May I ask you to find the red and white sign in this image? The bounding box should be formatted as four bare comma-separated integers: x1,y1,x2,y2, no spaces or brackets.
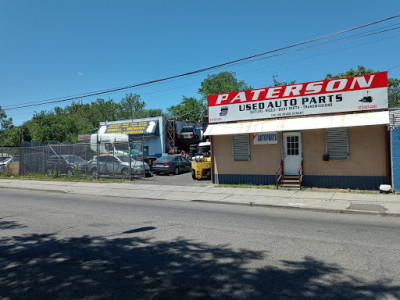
208,72,388,123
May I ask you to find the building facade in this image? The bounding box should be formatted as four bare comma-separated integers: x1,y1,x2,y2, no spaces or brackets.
205,72,390,190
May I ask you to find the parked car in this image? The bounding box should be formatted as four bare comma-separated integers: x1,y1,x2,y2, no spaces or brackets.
132,154,158,171
152,155,191,175
88,154,151,178
46,155,88,176
0,156,19,173
181,126,197,139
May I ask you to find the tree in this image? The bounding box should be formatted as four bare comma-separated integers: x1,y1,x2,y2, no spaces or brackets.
30,111,78,144
0,127,19,146
324,65,375,79
0,106,13,132
168,72,251,122
3,93,167,145
388,78,400,108
0,106,15,146
116,93,146,120
168,97,206,122
325,65,400,107
272,75,296,87
198,71,251,101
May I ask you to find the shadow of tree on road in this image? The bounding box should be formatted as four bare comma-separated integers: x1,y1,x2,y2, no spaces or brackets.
0,230,399,299
0,218,26,230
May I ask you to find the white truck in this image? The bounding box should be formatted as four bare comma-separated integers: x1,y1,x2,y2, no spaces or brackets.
89,133,133,156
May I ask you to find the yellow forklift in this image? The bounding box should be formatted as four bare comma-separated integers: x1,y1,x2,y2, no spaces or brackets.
191,141,211,180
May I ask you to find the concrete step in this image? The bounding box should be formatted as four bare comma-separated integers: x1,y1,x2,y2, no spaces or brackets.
278,175,302,190
281,184,301,188
283,176,299,180
282,179,300,184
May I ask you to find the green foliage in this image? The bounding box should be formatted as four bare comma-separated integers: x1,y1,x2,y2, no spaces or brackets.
116,94,146,119
0,93,165,145
31,111,79,144
0,106,13,132
324,66,376,79
198,71,251,101
325,65,400,107
169,72,251,122
388,78,400,108
0,127,20,146
168,97,206,122
0,106,16,146
116,94,164,119
271,66,400,107
272,75,296,87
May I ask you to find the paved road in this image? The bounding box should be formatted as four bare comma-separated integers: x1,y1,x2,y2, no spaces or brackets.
139,171,212,186
1,189,400,299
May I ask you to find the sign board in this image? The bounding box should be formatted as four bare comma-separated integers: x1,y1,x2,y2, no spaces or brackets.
105,120,158,135
208,72,388,123
253,132,278,145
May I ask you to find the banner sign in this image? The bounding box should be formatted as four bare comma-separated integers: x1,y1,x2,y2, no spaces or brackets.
253,132,278,145
105,120,158,135
208,72,388,123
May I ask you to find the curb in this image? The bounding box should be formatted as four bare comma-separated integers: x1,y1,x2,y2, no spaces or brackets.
2,184,400,218
190,199,400,217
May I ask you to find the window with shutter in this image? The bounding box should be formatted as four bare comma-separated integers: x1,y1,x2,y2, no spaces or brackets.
325,128,349,160
232,134,250,161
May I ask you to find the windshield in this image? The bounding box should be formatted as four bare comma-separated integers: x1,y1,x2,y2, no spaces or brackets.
182,127,194,132
114,144,129,152
117,155,130,163
157,156,174,162
62,155,85,163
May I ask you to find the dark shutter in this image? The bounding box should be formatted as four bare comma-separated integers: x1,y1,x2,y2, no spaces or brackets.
325,128,349,160
233,134,250,161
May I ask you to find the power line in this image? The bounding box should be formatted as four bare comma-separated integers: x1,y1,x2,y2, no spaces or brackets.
215,25,400,70
3,14,400,111
139,31,400,99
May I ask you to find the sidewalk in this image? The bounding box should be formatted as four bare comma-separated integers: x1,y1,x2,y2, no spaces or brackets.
1,179,400,216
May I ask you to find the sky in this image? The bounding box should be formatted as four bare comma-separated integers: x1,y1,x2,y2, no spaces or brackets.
1,0,400,126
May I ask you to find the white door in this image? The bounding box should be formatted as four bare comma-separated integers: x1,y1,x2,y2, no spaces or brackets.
283,132,302,176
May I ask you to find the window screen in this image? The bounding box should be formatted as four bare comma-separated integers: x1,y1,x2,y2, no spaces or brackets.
325,128,349,160
233,134,250,161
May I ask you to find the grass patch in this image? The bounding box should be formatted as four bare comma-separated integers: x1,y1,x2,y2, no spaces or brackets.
0,173,126,183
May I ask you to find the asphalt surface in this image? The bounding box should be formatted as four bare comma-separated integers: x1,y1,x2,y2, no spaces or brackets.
139,170,212,186
1,189,400,299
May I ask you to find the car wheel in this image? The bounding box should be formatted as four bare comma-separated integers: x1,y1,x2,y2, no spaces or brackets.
91,168,98,178
121,168,130,178
155,172,160,175
206,170,211,180
192,169,196,180
174,167,179,175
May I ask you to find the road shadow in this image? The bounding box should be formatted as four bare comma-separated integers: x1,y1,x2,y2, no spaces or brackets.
0,231,399,299
0,218,26,230
122,226,156,234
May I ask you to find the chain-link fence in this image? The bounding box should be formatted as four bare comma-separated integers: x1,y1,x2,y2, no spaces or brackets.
0,138,148,179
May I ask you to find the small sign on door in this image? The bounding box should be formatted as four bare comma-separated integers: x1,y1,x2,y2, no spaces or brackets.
253,132,278,145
